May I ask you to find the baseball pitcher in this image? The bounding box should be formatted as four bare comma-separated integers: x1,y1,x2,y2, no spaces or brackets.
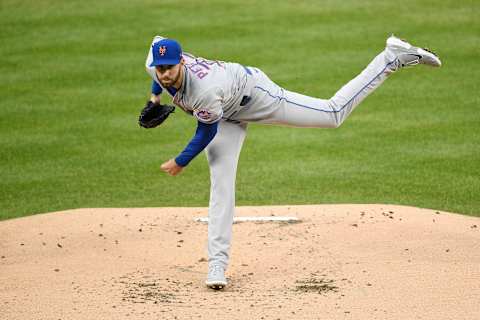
138,35,441,290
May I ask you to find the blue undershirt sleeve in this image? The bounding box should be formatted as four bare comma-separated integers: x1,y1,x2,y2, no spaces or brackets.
151,80,163,95
175,121,219,167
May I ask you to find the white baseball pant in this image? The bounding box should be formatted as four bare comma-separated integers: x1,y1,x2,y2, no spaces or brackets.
205,50,398,269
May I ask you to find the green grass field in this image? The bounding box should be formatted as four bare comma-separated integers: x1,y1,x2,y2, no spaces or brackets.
1,0,479,220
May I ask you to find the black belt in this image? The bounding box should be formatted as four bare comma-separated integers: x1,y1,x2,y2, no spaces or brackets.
240,95,251,106
240,65,253,106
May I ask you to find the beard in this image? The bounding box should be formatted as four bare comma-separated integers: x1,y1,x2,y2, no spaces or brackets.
160,67,182,88
160,79,173,86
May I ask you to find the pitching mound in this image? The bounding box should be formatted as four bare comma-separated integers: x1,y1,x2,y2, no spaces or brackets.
1,205,479,319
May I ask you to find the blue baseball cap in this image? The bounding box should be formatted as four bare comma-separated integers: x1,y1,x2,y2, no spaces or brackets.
150,39,182,67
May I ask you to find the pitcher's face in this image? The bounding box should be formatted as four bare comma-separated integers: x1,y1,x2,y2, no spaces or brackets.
155,61,183,88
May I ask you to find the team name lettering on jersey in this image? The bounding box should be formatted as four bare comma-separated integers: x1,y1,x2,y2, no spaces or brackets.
187,63,208,79
186,58,225,80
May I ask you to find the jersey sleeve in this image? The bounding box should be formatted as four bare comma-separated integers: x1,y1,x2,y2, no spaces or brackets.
175,121,219,167
192,87,224,124
151,80,163,95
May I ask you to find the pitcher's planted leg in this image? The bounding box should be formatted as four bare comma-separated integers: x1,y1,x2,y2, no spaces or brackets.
205,120,247,288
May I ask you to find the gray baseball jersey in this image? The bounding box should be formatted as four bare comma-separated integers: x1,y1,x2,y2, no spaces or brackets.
146,36,255,124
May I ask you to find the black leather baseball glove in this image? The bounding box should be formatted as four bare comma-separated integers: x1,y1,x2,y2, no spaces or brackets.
138,100,175,128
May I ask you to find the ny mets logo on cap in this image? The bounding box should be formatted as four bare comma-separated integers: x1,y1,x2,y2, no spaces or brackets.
150,38,183,67
159,46,166,56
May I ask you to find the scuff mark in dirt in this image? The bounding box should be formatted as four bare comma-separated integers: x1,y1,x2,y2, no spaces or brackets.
293,276,339,295
115,271,194,304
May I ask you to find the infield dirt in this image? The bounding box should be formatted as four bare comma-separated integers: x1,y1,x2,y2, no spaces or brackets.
1,205,479,319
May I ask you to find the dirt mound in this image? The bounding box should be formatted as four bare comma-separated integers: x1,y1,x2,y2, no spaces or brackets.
1,205,479,319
